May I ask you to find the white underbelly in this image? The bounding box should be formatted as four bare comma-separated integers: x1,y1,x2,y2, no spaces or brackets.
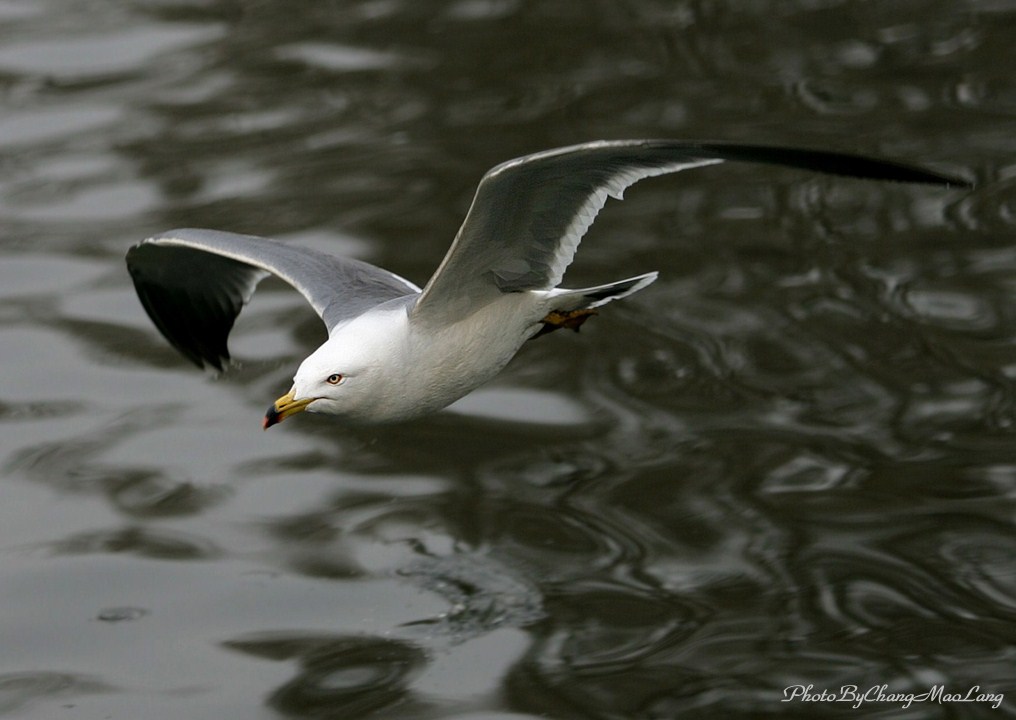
392,293,541,419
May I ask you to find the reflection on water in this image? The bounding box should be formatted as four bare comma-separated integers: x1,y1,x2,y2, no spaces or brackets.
2,0,1016,718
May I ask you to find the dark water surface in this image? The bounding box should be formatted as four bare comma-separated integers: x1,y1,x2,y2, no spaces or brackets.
3,1,1016,718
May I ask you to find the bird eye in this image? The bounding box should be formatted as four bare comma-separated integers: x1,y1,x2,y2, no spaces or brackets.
326,373,343,385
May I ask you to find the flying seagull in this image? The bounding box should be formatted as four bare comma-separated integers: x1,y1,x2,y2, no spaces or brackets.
126,139,967,427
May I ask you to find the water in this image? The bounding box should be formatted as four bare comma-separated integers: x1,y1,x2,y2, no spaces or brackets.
2,1,1015,718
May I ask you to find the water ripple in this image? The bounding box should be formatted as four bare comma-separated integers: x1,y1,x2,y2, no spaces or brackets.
51,525,221,561
225,633,427,720
0,671,112,715
0,24,224,80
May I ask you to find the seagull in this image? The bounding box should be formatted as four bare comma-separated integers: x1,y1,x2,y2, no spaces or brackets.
126,140,966,428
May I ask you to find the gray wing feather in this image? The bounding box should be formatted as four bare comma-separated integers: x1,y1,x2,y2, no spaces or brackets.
126,228,418,370
413,139,967,325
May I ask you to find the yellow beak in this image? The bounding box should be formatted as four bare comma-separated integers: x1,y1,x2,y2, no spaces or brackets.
263,388,314,429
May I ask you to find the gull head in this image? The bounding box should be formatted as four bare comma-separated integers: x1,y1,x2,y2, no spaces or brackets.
262,308,409,428
262,340,376,428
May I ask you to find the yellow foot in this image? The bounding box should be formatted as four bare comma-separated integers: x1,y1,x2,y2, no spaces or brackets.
533,308,598,338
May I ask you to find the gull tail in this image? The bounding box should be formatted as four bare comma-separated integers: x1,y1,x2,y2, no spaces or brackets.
533,272,658,338
551,271,659,311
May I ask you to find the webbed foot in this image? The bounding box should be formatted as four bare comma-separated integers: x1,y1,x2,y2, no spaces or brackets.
533,308,598,338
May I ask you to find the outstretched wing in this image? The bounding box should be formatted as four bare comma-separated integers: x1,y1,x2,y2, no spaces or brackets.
413,139,968,325
126,228,419,370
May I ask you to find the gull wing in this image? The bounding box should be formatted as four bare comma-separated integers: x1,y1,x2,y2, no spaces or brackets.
412,139,968,325
126,228,419,370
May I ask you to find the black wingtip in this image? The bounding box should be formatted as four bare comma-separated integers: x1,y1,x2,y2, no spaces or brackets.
126,241,248,371
687,142,973,189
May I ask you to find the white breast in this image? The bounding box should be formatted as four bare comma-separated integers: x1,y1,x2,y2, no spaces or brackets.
315,293,543,423
408,294,539,407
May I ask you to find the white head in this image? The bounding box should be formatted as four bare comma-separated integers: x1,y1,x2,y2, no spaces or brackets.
262,309,408,427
